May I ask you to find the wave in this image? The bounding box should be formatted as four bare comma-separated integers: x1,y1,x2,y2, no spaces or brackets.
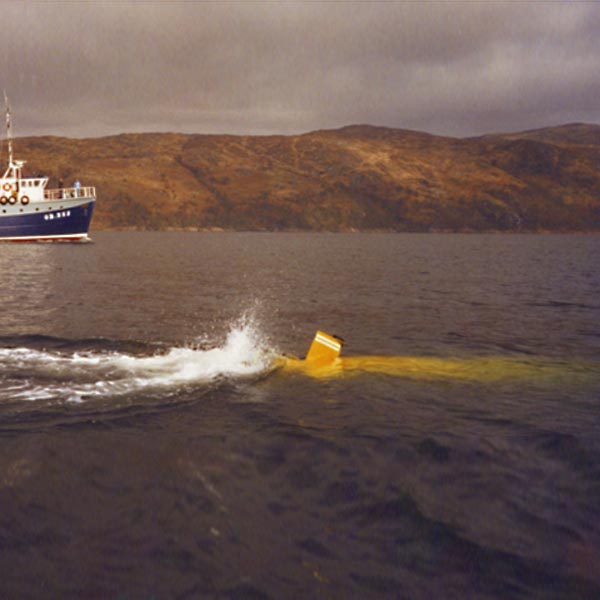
0,317,277,404
2,317,597,406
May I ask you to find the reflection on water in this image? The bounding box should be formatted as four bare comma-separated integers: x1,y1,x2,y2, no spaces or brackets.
0,244,60,330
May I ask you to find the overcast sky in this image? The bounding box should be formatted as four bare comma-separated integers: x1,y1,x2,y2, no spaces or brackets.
1,1,599,139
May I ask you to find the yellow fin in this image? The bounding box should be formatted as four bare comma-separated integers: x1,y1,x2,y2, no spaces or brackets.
305,331,343,367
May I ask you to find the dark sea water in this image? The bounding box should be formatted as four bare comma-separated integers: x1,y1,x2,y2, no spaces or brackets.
1,232,599,599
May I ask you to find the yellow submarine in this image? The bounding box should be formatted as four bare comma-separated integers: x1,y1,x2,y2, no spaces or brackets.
278,330,596,383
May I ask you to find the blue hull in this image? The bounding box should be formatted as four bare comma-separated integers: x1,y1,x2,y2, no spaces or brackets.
0,202,95,241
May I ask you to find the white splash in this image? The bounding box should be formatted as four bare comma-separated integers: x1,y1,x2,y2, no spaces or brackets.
0,318,277,403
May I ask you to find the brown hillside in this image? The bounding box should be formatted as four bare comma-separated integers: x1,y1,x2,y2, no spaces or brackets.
10,124,600,232
481,123,600,147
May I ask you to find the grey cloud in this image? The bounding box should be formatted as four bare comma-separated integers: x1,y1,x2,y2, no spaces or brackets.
0,2,598,138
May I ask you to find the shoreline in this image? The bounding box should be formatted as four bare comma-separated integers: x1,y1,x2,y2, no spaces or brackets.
90,226,600,234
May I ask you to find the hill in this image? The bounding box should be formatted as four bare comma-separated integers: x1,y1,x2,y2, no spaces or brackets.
11,123,600,232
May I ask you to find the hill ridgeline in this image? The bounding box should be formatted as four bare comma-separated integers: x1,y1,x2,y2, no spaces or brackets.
14,123,600,232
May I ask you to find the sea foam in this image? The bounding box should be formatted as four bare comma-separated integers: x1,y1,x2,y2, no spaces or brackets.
0,317,276,403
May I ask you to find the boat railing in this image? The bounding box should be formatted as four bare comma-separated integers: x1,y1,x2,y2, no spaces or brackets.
44,186,96,201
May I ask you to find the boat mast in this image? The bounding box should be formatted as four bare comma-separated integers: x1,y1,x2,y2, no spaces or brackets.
4,91,13,167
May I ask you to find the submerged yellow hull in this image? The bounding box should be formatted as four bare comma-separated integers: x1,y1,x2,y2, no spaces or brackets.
281,354,578,381
277,331,596,382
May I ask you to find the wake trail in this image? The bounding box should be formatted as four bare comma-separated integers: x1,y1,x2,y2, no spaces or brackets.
0,318,278,404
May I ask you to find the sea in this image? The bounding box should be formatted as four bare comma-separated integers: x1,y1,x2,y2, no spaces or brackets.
0,231,599,600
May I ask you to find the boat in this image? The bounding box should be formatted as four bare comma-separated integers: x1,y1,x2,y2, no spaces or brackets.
0,94,96,242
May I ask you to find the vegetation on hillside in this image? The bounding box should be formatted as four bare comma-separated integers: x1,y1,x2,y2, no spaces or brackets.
13,123,600,232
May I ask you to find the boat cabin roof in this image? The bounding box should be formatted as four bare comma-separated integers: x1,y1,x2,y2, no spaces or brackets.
1,160,48,188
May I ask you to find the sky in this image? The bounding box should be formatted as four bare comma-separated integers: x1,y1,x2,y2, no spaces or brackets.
1,1,599,139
